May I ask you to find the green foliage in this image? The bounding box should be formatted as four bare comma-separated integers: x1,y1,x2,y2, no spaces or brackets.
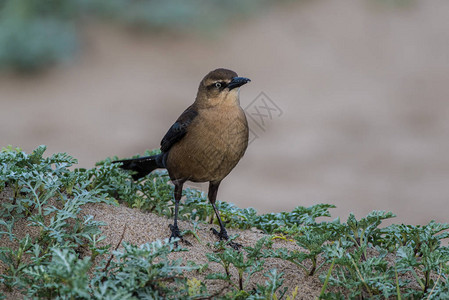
265,223,337,276
84,0,265,31
1,145,449,299
0,0,79,71
378,221,449,254
0,0,415,71
253,204,336,234
0,234,33,291
0,0,270,71
23,247,92,299
206,237,269,297
319,213,449,299
247,269,290,300
0,146,206,299
323,243,398,299
91,240,203,299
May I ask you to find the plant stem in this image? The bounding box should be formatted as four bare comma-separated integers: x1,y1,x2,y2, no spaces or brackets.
395,266,401,300
409,268,425,290
350,257,373,298
318,258,335,299
426,264,442,300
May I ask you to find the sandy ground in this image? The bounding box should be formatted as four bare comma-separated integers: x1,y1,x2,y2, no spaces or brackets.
83,202,326,298
4,187,424,299
1,0,449,225
0,187,326,299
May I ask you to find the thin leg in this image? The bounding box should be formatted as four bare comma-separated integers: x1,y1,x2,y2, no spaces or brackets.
173,182,182,229
208,181,225,236
208,181,241,250
210,201,228,239
169,181,191,246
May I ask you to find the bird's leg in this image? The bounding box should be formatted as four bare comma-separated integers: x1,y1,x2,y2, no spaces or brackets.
210,201,229,240
208,181,241,250
169,181,191,247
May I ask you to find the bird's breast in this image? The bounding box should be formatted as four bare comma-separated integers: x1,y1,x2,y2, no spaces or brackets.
167,105,248,182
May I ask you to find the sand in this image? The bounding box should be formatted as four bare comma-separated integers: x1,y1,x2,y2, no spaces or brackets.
0,187,325,299
1,0,449,226
0,186,430,299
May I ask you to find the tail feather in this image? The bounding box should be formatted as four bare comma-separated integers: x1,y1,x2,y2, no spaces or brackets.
114,154,164,180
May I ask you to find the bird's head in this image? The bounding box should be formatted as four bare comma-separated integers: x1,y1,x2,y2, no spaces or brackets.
195,68,251,108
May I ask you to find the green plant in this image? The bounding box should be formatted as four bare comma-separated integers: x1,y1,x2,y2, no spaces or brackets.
92,239,203,299
0,0,79,71
0,234,32,291
0,146,208,298
345,211,396,259
319,213,449,299
0,0,273,72
206,237,269,296
247,269,290,300
23,247,92,299
2,145,449,299
265,224,334,276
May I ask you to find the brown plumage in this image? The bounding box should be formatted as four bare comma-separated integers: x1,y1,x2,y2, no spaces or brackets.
114,68,250,246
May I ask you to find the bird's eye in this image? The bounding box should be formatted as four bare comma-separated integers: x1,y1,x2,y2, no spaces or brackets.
214,82,222,89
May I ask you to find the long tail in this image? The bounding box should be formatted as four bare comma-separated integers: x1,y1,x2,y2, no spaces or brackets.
113,154,165,180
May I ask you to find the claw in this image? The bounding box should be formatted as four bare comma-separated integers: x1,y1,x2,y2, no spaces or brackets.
210,228,242,250
169,224,192,247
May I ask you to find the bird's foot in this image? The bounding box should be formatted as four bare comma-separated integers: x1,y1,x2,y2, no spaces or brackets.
169,224,192,247
210,228,242,250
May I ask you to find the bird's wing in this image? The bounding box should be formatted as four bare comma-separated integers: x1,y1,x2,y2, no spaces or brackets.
160,105,198,152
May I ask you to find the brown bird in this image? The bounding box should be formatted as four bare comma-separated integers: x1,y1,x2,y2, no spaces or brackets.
115,68,250,245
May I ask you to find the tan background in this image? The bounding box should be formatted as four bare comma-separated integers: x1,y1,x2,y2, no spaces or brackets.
1,0,448,225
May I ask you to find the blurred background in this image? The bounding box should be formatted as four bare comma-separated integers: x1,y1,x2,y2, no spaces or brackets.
1,0,448,225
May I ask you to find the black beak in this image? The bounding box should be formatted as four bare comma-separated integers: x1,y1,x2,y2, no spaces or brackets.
228,77,251,90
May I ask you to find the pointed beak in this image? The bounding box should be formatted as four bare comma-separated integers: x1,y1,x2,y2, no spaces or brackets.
228,77,251,90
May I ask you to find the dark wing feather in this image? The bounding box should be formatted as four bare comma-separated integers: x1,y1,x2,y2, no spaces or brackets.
160,105,198,152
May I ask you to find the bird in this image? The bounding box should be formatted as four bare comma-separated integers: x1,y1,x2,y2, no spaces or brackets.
114,68,250,247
